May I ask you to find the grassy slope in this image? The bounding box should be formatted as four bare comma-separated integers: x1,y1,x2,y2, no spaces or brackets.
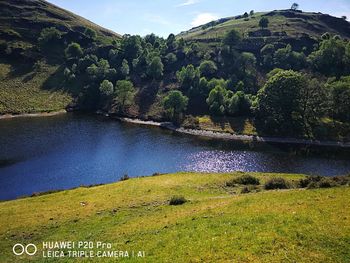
0,172,349,262
0,62,71,114
179,11,350,41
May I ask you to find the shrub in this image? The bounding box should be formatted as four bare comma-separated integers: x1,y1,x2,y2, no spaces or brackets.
120,174,130,181
182,115,200,129
227,174,260,186
169,196,187,206
240,185,259,194
299,176,322,188
264,177,290,190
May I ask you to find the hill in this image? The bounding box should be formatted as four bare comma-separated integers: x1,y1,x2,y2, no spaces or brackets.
0,0,121,115
179,10,350,41
0,172,349,262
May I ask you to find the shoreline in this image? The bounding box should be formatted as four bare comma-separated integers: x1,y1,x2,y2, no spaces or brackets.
116,117,350,148
1,111,348,148
0,110,67,120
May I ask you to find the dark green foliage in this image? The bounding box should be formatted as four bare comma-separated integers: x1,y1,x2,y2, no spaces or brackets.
291,3,299,10
222,30,241,51
264,178,290,190
122,35,142,60
257,70,305,135
274,45,306,70
227,174,260,186
38,27,62,46
206,86,227,115
176,65,200,93
147,56,164,79
99,80,114,96
65,42,83,59
163,90,189,120
300,175,350,189
115,80,135,112
199,60,217,78
120,59,130,78
259,17,269,29
169,196,187,206
84,28,97,40
328,77,350,121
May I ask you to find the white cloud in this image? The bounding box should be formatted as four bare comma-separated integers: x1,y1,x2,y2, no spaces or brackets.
191,13,219,27
177,0,199,7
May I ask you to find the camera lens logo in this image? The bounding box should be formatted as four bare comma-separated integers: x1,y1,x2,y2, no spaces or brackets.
13,243,37,256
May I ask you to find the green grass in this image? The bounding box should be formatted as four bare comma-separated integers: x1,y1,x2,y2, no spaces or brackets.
0,172,349,262
0,62,72,114
179,10,350,41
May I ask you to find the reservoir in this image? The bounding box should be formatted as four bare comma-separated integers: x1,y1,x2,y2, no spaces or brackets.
0,113,349,200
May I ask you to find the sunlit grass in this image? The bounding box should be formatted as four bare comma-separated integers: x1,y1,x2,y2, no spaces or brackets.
0,172,349,262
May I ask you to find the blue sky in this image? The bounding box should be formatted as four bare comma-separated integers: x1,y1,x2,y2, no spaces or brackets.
48,0,350,37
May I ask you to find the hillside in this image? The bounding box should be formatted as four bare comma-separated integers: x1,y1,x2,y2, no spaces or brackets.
0,172,349,262
0,0,121,115
179,10,350,41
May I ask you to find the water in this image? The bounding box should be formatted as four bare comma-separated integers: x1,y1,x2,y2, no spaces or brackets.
0,113,349,200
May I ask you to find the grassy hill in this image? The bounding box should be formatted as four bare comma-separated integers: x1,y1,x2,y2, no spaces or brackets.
178,10,350,41
0,0,121,115
0,172,349,262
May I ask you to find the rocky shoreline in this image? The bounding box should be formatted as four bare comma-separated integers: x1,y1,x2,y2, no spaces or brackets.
115,116,350,148
0,110,67,120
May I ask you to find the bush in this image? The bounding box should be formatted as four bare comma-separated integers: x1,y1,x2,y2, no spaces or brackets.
299,176,323,188
182,115,200,129
227,174,260,186
300,175,350,189
120,174,130,181
240,185,259,194
169,196,187,206
264,177,290,190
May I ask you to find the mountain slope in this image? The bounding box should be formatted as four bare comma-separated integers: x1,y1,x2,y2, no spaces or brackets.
0,0,121,115
178,10,350,41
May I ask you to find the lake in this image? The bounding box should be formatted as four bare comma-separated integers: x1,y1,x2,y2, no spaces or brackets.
0,113,349,200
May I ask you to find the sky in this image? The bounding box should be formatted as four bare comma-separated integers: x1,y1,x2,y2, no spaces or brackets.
47,0,350,37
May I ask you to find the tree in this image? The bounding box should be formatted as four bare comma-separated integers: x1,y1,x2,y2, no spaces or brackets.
120,59,130,78
259,17,269,29
291,3,299,10
342,16,347,20
308,37,349,76
222,30,241,52
176,64,200,93
206,85,228,115
227,91,252,116
84,28,97,40
328,77,350,121
274,44,306,70
199,60,218,78
65,42,83,59
257,70,305,135
147,56,164,79
115,80,135,112
99,80,114,96
38,27,62,46
122,35,142,60
250,10,255,16
163,90,189,120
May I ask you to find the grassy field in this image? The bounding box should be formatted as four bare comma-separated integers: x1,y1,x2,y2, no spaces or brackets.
0,172,349,262
0,62,72,114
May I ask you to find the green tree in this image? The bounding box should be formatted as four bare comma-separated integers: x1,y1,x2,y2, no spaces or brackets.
199,60,218,78
121,59,130,78
115,80,135,112
257,70,305,135
291,3,299,10
222,30,241,52
84,28,97,40
122,35,142,60
65,42,83,59
206,85,228,115
163,90,189,120
259,17,269,29
227,91,252,116
38,27,62,46
99,80,114,96
176,64,200,92
147,56,164,79
328,77,350,121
